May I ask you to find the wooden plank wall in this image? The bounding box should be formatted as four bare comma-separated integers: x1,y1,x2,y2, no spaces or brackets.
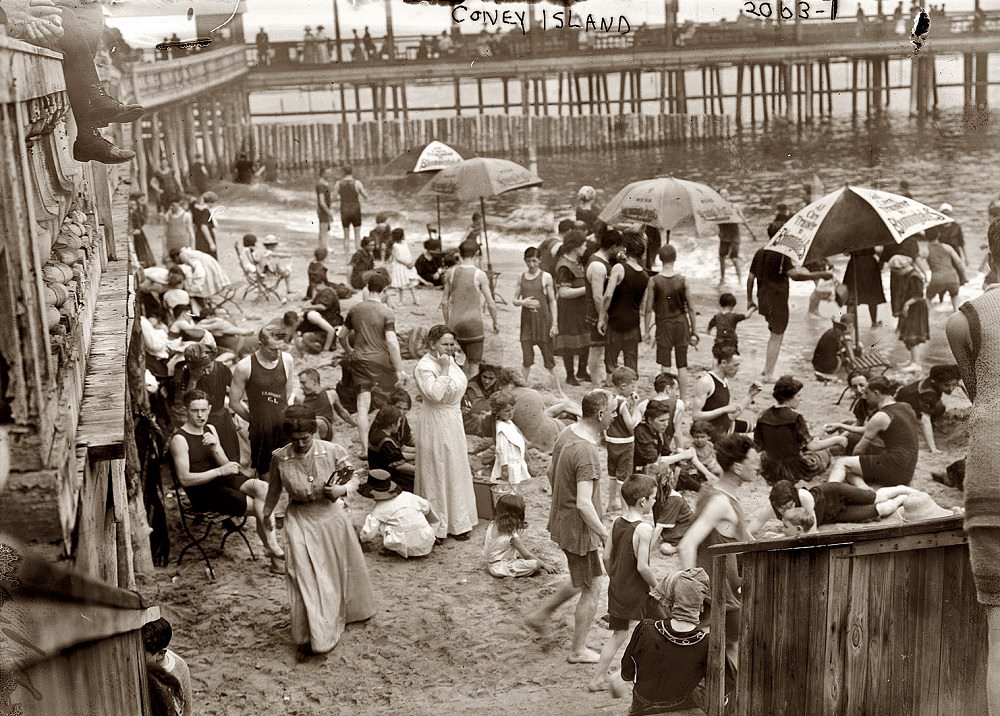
733,541,988,715
252,113,732,171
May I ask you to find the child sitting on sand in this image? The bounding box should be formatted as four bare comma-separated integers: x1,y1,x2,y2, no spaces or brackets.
389,387,416,456
306,247,331,300
359,470,437,558
367,405,416,493
490,391,531,493
349,237,376,290
675,420,723,491
483,494,557,578
653,458,700,556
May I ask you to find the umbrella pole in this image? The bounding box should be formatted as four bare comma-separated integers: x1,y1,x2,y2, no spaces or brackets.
480,196,493,270
851,252,861,350
437,196,442,238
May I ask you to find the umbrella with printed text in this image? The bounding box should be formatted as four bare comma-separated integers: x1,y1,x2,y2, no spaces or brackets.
763,185,953,344
598,176,750,240
382,141,477,237
418,157,543,281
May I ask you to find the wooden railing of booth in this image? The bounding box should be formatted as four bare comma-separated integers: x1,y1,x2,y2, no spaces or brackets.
705,516,987,715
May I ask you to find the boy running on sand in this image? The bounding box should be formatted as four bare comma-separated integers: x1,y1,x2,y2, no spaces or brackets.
589,474,660,692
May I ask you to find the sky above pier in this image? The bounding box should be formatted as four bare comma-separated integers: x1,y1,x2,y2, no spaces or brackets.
109,0,1000,47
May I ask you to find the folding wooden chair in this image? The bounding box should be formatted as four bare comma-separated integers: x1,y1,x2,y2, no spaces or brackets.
199,282,246,317
167,457,256,581
234,240,283,303
835,342,892,405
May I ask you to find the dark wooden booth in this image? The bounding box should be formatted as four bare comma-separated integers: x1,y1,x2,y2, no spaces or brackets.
706,516,987,715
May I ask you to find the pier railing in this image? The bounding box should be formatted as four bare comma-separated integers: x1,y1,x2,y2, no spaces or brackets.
129,45,248,109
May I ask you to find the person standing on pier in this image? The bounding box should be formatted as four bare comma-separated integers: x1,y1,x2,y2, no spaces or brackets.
947,217,1000,715
334,165,368,255
255,27,270,66
315,168,333,251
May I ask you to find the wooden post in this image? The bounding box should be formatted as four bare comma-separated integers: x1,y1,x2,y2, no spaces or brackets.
477,78,485,114
453,77,461,116
795,64,803,122
182,103,198,170
133,119,148,197
400,82,409,121
760,64,769,122
602,73,612,115
541,76,549,116
675,70,686,114
503,78,510,113
149,110,162,164
354,84,363,121
784,63,793,121
825,60,834,115
930,55,939,109
618,71,627,114
556,73,564,116
701,66,709,114
521,75,530,116
963,54,974,110
574,72,584,115
749,63,756,124
872,57,883,114
659,70,667,115
851,59,859,117
735,63,744,125
976,52,989,109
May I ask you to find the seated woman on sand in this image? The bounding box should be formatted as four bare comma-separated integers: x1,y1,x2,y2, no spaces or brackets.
821,371,885,455
461,363,500,436
753,376,848,485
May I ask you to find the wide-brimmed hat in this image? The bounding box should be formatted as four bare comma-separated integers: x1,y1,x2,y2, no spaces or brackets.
577,185,596,202
359,469,402,501
262,234,279,245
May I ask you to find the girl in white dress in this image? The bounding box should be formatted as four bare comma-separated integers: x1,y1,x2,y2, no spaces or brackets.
482,494,557,578
388,227,420,306
489,391,531,493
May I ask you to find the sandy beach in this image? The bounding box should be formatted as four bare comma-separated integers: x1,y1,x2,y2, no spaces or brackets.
138,178,970,716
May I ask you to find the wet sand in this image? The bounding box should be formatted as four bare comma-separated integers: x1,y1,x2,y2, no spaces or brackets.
139,180,968,715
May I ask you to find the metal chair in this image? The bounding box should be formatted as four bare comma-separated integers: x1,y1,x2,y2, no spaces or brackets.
167,457,256,581
234,241,283,303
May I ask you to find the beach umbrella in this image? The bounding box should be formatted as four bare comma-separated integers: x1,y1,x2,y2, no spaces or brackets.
598,176,749,239
418,157,543,275
763,185,953,344
382,140,477,236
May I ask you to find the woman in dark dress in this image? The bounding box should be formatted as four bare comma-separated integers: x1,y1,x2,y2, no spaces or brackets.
843,248,885,325
553,231,591,385
129,193,155,268
188,192,218,257
172,344,239,461
753,376,847,485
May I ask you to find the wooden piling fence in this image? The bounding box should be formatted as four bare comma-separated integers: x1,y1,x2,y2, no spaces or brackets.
251,113,732,172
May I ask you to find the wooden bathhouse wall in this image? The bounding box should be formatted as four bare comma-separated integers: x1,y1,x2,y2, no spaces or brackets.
715,522,988,716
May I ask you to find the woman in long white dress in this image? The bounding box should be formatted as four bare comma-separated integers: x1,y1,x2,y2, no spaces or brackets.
263,405,375,660
414,325,478,540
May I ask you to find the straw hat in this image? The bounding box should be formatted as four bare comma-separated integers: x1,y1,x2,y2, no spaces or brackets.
359,470,402,501
577,185,596,202
262,234,279,246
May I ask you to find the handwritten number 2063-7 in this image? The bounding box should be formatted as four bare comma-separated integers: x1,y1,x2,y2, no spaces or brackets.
744,1,811,19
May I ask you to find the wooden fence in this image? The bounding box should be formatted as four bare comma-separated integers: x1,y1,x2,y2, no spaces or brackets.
705,515,987,715
251,113,732,171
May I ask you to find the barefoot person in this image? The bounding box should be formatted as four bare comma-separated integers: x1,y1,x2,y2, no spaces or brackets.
746,247,832,382
827,377,920,489
339,271,408,451
442,241,499,378
170,389,284,571
586,229,624,386
946,218,1000,714
526,389,615,664
678,434,758,667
